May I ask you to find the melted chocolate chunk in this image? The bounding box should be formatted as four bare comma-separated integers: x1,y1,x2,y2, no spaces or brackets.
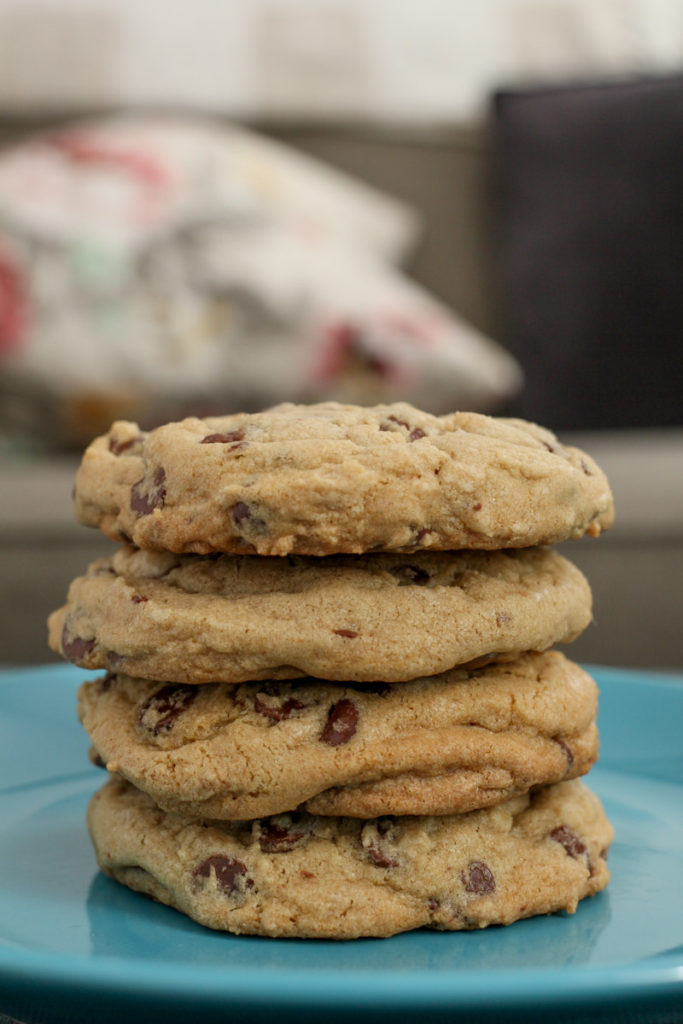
320,698,358,746
360,819,399,868
231,501,251,525
409,427,426,441
201,430,245,444
380,415,410,431
62,626,96,661
136,684,197,736
130,467,166,516
366,846,398,868
550,825,587,859
258,817,310,853
333,628,359,638
109,437,136,456
230,502,265,532
193,855,253,896
390,564,430,586
462,861,496,894
254,691,306,722
131,593,148,604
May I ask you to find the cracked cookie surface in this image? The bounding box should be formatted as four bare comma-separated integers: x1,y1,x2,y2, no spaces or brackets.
78,651,599,819
50,545,592,683
87,776,612,938
72,403,614,556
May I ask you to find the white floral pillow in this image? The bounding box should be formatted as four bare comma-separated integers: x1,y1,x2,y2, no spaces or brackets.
0,116,520,444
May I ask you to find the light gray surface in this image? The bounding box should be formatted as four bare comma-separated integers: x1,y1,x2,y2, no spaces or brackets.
563,430,683,539
0,429,681,670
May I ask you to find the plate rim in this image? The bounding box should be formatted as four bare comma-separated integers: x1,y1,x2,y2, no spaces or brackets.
0,941,682,1014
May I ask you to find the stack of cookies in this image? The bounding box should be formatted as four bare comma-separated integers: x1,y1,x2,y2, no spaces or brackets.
49,403,615,939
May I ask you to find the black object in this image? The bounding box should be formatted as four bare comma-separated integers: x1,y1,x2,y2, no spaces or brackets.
494,75,683,430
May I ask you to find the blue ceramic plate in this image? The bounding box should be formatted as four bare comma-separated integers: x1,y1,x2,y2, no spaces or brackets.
0,663,681,1023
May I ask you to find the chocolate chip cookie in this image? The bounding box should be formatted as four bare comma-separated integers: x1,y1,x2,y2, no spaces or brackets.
87,776,612,938
50,545,592,683
72,403,613,556
78,651,599,819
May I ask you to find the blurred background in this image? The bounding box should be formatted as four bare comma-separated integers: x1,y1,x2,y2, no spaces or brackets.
0,0,681,669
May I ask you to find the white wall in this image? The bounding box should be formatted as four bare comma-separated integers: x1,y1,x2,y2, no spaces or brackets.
0,0,681,121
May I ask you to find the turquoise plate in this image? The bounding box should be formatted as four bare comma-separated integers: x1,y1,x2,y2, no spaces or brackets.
0,663,681,1023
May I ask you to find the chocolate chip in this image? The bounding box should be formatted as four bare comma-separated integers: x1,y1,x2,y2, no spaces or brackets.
201,430,245,444
415,527,433,544
231,501,251,525
258,817,310,853
366,847,398,868
320,698,358,746
131,593,148,604
462,861,496,894
130,467,166,516
427,897,440,911
472,502,482,511
193,855,253,896
136,684,197,736
333,628,359,638
62,626,95,661
550,825,587,859
254,691,306,722
360,819,399,868
380,415,410,431
554,738,575,768
109,437,136,456
379,416,427,441
230,502,266,533
390,564,430,586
